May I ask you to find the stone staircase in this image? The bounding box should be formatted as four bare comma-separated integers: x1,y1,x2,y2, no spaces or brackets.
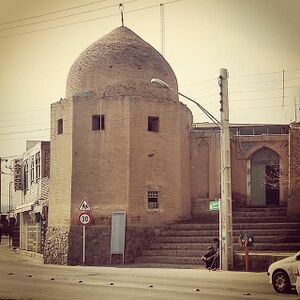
135,206,300,270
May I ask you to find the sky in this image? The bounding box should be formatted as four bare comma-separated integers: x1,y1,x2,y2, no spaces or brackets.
0,0,300,158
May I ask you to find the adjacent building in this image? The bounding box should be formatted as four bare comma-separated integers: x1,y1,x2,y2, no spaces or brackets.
12,141,50,253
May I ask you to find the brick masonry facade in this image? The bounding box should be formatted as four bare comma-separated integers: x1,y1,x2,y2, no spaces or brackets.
44,26,300,265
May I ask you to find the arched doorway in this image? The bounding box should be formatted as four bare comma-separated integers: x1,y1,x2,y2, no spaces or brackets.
250,147,280,206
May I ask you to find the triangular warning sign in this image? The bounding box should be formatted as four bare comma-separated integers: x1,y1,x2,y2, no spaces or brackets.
78,198,92,211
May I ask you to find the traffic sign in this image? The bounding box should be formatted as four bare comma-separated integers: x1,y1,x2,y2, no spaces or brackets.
209,199,220,211
78,198,92,211
79,212,92,225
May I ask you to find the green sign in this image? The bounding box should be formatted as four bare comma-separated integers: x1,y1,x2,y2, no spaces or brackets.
209,200,220,211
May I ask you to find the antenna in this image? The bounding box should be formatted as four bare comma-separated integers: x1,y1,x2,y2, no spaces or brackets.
160,3,165,57
119,3,124,27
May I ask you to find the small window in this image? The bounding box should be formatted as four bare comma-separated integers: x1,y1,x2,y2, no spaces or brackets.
239,127,253,135
57,119,63,134
253,127,267,135
30,156,35,184
35,152,41,181
148,191,159,209
92,114,105,130
148,116,159,132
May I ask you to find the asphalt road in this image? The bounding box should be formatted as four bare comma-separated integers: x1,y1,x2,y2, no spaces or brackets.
0,237,298,300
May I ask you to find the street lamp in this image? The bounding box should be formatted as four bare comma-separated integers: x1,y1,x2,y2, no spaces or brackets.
151,69,233,270
151,79,221,127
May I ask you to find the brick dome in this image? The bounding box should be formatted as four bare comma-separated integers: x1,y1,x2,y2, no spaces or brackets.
66,26,178,100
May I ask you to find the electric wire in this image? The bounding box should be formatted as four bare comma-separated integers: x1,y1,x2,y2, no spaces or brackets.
0,122,49,129
230,85,300,94
0,0,141,32
0,0,112,26
0,128,50,136
0,107,49,115
0,0,183,39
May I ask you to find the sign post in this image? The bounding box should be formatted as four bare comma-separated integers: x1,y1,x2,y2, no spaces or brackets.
209,199,221,270
239,233,254,271
83,225,86,264
78,198,92,265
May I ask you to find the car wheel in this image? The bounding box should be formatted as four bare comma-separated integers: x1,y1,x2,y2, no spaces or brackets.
272,271,291,293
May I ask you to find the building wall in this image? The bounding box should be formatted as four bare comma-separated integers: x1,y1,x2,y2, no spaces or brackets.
70,95,130,225
15,141,50,253
22,142,46,204
128,98,192,225
190,129,221,217
190,128,289,216
44,99,73,264
288,123,300,215
46,90,192,265
47,99,73,227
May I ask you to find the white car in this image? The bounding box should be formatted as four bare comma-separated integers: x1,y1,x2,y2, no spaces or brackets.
296,264,300,296
267,251,300,293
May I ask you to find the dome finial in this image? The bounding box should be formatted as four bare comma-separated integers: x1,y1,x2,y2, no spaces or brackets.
119,3,124,27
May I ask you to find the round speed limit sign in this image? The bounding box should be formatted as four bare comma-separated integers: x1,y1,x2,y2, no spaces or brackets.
79,213,92,225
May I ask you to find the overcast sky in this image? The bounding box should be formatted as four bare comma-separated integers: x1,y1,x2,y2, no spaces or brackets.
0,0,300,158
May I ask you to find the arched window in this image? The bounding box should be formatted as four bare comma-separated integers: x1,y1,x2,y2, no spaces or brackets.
250,147,280,206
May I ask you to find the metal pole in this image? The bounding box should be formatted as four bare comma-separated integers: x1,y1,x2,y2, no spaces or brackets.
0,158,2,215
0,158,8,215
8,181,12,247
282,70,285,107
219,68,233,270
294,96,297,122
82,225,86,264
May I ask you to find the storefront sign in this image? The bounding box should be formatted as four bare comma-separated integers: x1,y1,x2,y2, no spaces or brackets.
13,159,23,191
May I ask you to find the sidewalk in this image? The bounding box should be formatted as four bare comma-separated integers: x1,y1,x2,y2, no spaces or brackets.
0,235,43,263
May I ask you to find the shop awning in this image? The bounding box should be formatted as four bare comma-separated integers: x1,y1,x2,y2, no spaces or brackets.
14,202,35,213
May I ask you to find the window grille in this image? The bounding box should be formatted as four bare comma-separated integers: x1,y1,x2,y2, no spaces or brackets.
24,160,29,191
148,191,159,209
35,152,41,180
30,156,35,184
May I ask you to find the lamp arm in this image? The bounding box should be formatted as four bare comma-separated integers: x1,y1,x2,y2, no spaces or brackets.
175,90,221,127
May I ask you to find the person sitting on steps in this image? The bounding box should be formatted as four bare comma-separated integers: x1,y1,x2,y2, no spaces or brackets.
202,246,216,269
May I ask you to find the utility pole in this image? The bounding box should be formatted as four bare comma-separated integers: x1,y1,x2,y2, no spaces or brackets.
219,68,233,270
0,157,8,214
160,3,165,57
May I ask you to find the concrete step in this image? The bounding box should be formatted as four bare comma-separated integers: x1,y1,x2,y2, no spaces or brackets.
149,243,211,251
233,222,300,230
149,241,300,252
136,255,204,265
142,249,207,257
156,234,300,244
233,242,300,251
170,223,218,230
233,235,300,243
232,228,300,236
233,216,288,223
156,236,217,243
233,210,287,217
134,205,300,270
160,229,219,237
160,229,300,238
131,263,205,269
170,222,300,231
233,206,287,213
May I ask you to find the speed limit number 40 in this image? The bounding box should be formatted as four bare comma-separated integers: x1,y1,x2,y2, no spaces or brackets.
79,213,92,225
